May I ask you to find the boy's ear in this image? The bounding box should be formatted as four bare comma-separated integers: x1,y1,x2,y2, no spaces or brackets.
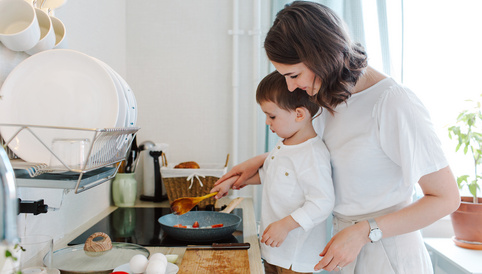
295,107,307,121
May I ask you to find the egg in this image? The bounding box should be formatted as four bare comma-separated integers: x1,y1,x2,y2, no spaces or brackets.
129,254,148,273
145,259,167,274
149,253,168,266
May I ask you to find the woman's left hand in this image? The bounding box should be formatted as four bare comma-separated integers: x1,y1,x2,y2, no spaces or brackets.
314,221,369,272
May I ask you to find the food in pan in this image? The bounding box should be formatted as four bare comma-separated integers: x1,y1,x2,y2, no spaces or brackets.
173,222,224,229
174,161,200,169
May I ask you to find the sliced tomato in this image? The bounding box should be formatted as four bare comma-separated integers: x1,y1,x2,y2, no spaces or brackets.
193,221,200,228
173,224,187,228
211,223,224,228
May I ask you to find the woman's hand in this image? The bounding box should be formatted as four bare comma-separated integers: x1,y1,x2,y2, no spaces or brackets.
314,166,460,272
261,216,300,248
210,176,239,199
214,153,268,189
314,221,369,272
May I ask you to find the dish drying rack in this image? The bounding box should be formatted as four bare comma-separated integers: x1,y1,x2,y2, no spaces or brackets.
0,124,139,193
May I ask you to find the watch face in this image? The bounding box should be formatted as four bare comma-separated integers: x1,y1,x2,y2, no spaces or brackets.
370,229,382,242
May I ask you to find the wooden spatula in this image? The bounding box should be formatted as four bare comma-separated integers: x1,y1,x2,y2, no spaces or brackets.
170,192,218,215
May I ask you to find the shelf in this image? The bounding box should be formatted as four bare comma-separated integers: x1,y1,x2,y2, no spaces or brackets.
15,166,117,192
1,124,139,193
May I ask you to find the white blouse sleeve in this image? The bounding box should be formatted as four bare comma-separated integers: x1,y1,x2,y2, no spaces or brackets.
374,85,448,187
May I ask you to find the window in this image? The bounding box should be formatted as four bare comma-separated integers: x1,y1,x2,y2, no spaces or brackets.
403,0,482,197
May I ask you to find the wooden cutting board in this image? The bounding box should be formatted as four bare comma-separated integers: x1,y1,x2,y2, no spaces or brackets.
179,249,250,273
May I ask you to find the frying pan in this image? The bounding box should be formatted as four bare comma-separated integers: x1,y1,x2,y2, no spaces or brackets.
158,198,243,242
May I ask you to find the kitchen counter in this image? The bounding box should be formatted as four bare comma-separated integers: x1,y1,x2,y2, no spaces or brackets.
425,238,482,274
54,196,263,273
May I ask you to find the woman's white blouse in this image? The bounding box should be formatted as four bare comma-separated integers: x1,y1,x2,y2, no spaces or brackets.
314,77,448,216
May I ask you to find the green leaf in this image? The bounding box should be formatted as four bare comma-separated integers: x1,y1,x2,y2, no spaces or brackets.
469,183,478,198
457,175,470,189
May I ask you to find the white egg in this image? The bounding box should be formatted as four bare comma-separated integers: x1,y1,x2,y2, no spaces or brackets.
149,253,168,266
129,254,148,273
145,259,167,274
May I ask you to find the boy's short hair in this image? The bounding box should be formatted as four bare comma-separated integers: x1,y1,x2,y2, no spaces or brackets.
256,71,320,117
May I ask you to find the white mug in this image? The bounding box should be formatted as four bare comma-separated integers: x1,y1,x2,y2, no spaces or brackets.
25,8,56,55
49,15,67,49
0,0,41,52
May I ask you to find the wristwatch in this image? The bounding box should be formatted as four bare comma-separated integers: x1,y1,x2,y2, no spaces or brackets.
368,218,382,243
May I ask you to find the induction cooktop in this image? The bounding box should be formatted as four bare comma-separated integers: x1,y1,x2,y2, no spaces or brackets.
68,207,243,247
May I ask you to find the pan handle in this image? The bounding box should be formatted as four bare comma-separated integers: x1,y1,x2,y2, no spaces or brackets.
220,197,244,213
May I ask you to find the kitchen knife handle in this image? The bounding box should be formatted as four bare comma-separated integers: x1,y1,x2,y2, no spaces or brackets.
212,243,250,249
187,243,251,250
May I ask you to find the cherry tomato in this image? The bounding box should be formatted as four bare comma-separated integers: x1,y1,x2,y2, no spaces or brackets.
193,221,200,228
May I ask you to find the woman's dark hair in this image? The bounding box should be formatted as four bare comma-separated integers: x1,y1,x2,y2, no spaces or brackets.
264,1,368,114
256,71,320,117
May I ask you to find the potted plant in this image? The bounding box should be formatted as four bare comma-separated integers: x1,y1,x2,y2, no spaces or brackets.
447,94,482,249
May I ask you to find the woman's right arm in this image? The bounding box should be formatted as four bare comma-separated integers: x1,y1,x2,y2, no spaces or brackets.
214,152,268,189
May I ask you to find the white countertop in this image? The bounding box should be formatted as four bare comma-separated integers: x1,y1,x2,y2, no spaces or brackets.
425,237,482,274
54,196,263,273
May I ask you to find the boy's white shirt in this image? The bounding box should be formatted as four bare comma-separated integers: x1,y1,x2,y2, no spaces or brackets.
258,136,334,272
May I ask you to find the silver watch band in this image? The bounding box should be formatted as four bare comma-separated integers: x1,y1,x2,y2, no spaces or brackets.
368,218,378,230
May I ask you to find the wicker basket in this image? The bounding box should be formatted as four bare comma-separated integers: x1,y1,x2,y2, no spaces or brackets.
163,176,220,209
162,155,229,209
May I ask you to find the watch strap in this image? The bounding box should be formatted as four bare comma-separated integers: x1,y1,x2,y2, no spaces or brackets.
368,218,378,230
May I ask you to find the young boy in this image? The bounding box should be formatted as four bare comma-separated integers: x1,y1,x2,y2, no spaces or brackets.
211,71,334,273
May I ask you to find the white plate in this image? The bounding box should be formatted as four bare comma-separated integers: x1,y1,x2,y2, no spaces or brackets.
113,262,179,274
110,68,137,127
93,58,128,127
0,49,119,164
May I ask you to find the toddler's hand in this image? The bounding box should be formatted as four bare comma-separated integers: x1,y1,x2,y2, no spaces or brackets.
210,175,239,199
260,219,290,248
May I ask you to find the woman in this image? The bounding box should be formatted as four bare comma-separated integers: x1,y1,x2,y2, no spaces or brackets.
215,1,460,273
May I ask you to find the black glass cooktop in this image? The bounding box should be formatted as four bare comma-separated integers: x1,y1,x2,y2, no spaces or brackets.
68,207,243,247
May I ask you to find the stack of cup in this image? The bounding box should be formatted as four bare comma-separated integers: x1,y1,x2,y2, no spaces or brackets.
25,6,56,55
49,14,67,49
0,0,41,52
0,0,66,54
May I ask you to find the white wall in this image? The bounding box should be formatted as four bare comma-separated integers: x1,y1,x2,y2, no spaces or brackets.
124,0,270,167
0,0,270,244
0,0,127,242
